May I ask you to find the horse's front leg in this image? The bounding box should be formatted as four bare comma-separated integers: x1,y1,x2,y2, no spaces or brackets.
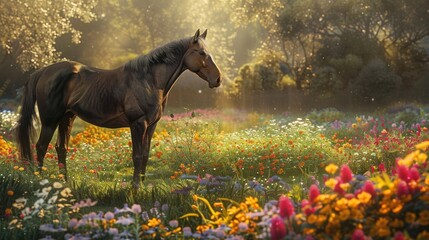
141,123,158,181
130,119,147,189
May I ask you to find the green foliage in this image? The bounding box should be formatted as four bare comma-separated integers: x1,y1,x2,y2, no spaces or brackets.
349,59,402,104
308,67,343,98
306,108,345,123
233,53,283,92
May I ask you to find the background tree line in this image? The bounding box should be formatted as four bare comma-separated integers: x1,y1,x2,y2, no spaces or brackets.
1,0,428,110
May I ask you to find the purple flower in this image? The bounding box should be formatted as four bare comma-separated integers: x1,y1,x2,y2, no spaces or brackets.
68,218,78,229
116,216,135,226
104,211,114,220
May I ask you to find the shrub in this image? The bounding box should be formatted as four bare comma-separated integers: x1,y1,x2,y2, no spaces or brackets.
308,67,343,98
349,59,402,104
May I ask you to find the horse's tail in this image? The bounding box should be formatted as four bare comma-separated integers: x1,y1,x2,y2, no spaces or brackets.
16,68,44,162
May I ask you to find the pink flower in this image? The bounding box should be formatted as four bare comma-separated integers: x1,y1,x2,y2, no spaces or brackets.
409,167,420,181
270,216,287,240
279,195,295,219
308,184,320,203
396,181,409,198
362,181,376,197
340,165,353,183
351,229,366,240
397,165,410,182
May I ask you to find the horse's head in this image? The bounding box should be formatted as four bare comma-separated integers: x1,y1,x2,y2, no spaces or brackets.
184,29,222,88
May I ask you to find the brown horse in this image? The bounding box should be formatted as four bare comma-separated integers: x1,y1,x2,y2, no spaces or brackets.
16,29,222,188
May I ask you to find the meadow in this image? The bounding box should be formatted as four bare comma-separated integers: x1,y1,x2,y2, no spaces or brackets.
0,105,429,239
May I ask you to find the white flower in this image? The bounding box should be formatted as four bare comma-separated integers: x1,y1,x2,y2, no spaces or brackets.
35,187,52,199
34,199,45,209
40,179,49,185
53,182,63,189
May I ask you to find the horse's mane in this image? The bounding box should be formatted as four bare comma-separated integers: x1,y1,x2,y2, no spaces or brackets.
123,37,191,74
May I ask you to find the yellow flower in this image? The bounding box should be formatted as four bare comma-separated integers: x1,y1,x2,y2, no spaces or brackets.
352,123,358,129
213,202,224,208
419,210,429,226
339,209,351,221
325,164,338,174
147,218,161,227
390,218,404,228
405,212,416,224
356,116,362,123
307,214,318,224
325,178,338,189
416,141,429,151
196,225,210,233
417,231,429,240
192,195,198,202
18,167,24,171
357,192,372,204
316,215,327,226
334,198,348,211
34,171,40,175
417,153,428,164
41,167,47,171
348,198,361,208
378,227,391,237
13,166,19,170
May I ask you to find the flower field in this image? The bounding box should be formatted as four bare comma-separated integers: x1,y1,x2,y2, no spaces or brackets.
1,106,429,239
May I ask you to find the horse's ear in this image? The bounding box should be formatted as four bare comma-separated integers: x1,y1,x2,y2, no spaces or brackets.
193,29,200,43
200,29,207,39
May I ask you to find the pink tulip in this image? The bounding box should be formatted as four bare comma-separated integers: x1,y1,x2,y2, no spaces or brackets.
279,195,295,219
270,216,287,240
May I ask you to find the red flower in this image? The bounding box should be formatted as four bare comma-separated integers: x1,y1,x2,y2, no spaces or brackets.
394,231,405,240
270,216,287,240
308,184,320,203
351,229,366,240
396,181,409,198
397,165,410,182
340,165,353,183
378,163,386,172
409,167,420,181
362,181,376,197
279,195,295,219
334,180,346,195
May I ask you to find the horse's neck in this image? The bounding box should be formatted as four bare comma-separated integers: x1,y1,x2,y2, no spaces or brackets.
157,60,186,97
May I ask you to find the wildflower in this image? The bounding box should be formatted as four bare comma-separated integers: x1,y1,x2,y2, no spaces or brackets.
362,181,376,197
60,188,72,197
148,218,161,227
40,179,49,185
325,178,338,189
238,222,249,232
394,231,405,240
418,210,429,226
340,165,353,183
53,182,63,188
108,228,119,236
5,208,12,217
415,141,429,151
116,216,134,226
396,181,409,198
270,216,286,240
357,192,372,204
405,212,416,224
325,164,338,174
309,184,320,203
131,204,142,214
352,229,366,240
7,190,14,196
68,218,78,229
104,212,114,220
183,227,193,237
279,195,295,218
169,220,179,228
409,167,420,181
397,165,410,182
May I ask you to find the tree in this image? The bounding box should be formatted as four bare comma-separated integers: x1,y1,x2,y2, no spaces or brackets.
0,0,97,71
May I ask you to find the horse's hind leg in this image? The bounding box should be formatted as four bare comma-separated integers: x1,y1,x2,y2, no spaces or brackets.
55,112,76,181
36,124,57,172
